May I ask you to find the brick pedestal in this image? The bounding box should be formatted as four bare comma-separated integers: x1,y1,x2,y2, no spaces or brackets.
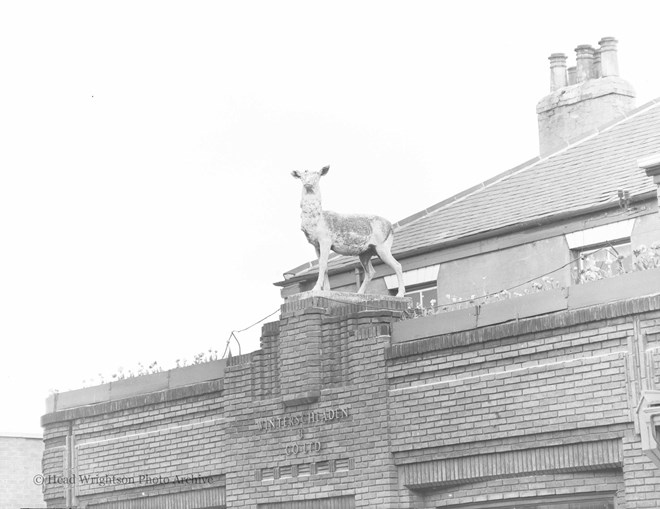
278,291,409,408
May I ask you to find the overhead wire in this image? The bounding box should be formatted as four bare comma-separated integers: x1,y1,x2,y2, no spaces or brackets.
415,245,613,315
221,307,280,359
221,245,619,349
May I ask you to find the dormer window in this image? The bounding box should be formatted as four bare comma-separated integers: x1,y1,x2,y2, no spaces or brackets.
565,219,635,284
575,240,632,283
402,282,437,309
384,264,439,309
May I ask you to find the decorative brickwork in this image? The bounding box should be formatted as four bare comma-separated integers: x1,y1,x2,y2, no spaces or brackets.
41,292,660,508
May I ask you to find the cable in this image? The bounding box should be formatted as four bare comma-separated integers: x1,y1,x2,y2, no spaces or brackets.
234,308,280,333
413,245,611,316
220,245,615,347
221,307,280,359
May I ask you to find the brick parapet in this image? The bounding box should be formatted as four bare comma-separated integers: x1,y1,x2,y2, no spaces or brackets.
387,294,660,360
41,380,224,426
261,320,280,337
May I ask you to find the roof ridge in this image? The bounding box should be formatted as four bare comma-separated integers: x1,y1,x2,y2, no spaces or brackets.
390,97,660,233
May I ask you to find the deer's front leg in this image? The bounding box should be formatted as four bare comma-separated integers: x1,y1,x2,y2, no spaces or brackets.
313,241,331,292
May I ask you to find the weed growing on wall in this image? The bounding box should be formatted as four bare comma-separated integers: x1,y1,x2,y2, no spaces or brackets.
574,241,660,283
404,276,562,319
79,349,220,388
405,241,660,320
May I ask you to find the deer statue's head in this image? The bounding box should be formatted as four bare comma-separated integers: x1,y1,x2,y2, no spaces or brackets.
291,165,330,193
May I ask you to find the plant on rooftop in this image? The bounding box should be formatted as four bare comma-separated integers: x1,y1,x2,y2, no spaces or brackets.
403,241,660,321
403,276,561,319
80,348,220,388
574,241,660,283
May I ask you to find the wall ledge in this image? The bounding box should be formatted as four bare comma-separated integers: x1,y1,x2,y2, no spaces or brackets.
42,379,224,426
44,359,226,415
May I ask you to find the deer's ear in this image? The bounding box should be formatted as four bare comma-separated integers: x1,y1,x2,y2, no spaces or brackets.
320,165,330,176
291,170,302,179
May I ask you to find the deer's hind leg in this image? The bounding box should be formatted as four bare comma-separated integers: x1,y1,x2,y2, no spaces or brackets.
375,236,405,297
358,250,375,294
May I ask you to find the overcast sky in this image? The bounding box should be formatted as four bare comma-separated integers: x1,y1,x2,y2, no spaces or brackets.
2,1,660,434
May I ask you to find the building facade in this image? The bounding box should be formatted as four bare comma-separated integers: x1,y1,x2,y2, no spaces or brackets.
41,38,660,508
0,433,46,509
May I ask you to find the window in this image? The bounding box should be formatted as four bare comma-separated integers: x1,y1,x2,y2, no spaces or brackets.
384,265,439,311
565,219,635,284
404,283,438,309
574,240,632,283
384,264,439,305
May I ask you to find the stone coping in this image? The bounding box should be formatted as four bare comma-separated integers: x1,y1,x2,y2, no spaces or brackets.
391,268,660,350
282,290,411,315
387,293,660,360
45,359,227,415
285,290,409,305
42,379,224,426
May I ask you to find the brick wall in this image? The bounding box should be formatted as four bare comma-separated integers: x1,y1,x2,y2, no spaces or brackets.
41,292,660,508
0,434,46,509
387,298,660,508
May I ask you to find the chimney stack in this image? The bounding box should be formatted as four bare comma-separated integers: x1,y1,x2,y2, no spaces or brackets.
536,36,635,156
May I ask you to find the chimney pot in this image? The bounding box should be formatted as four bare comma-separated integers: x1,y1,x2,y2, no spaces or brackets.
598,36,619,77
593,49,602,78
548,53,568,91
575,44,595,82
567,66,577,85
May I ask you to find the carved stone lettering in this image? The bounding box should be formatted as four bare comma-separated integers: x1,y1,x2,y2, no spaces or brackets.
255,407,350,432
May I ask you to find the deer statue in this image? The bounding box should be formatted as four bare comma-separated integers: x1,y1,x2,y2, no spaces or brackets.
291,165,406,297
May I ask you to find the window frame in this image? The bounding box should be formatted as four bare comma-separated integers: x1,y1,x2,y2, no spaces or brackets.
399,281,438,310
572,238,632,284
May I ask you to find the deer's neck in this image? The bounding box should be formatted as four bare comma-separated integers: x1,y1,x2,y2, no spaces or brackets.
300,190,323,233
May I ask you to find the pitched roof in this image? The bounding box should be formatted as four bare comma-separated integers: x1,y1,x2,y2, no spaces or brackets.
278,98,660,285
